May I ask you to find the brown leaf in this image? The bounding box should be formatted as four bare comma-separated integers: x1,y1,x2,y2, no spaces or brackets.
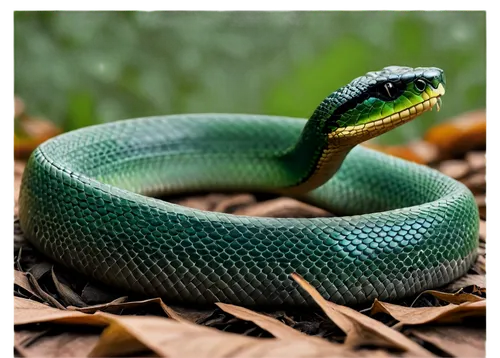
173,193,234,211
461,173,486,194
363,142,433,164
413,290,484,305
25,272,66,310
437,160,470,179
234,197,332,218
15,297,385,358
216,302,306,339
14,117,62,159
14,270,42,300
371,299,485,325
408,326,485,358
89,313,368,358
28,262,52,281
213,194,256,213
443,274,486,293
51,268,87,307
14,297,108,326
15,330,100,358
291,273,434,357
424,110,486,159
472,255,486,275
475,195,486,219
14,161,26,216
81,282,124,305
465,151,486,172
479,220,486,242
68,297,193,323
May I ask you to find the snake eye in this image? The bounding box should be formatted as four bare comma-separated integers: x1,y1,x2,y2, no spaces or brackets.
384,82,395,98
415,79,427,92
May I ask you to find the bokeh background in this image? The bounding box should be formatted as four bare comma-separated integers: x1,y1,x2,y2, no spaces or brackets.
14,11,486,145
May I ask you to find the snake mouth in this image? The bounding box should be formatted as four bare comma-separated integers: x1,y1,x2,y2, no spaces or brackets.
329,87,444,142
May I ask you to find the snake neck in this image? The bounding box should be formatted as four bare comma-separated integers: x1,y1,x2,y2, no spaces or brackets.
279,113,353,194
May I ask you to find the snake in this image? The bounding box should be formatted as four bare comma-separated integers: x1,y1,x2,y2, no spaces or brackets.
18,66,479,307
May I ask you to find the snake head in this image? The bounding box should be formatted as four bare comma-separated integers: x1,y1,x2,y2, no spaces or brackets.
319,66,446,144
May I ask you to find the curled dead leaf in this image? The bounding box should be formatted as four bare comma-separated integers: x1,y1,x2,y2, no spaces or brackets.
15,297,367,358
444,274,485,294
68,297,191,323
216,302,306,340
51,268,87,307
408,326,485,358
291,273,434,357
14,297,108,326
412,290,484,305
371,299,485,325
89,312,373,358
15,329,100,358
14,270,43,300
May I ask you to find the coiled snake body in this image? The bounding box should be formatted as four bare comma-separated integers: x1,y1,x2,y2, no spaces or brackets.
19,66,479,307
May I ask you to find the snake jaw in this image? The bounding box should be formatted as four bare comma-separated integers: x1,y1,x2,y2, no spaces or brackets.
328,93,443,145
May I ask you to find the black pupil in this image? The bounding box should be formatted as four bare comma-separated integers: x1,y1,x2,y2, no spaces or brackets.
415,79,426,91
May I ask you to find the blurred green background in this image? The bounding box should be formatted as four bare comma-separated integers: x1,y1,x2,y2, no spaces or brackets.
14,11,486,144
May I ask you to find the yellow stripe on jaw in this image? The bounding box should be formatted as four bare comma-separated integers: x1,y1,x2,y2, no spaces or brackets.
329,91,443,140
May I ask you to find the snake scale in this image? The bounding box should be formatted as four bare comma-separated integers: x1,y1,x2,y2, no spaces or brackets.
18,66,479,307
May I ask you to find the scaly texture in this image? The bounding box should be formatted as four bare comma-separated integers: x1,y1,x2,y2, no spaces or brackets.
18,114,479,307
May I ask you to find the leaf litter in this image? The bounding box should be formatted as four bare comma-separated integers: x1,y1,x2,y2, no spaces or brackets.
13,111,487,357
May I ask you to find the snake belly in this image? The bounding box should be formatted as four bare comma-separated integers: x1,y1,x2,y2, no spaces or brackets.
18,114,479,307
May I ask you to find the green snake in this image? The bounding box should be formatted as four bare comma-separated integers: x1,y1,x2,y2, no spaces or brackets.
19,66,479,307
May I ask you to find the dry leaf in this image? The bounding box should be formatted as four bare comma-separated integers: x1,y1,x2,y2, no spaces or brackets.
465,151,486,172
443,274,486,294
174,194,235,211
15,297,383,358
216,302,307,339
424,110,486,158
472,255,486,275
479,220,486,242
29,262,53,281
81,283,124,305
14,117,62,159
14,161,26,216
68,297,190,323
51,268,87,307
15,330,100,358
14,270,42,300
233,197,332,218
291,273,434,357
413,290,484,305
89,313,368,358
24,272,66,310
437,160,470,179
14,297,108,326
371,299,485,325
408,326,485,358
461,173,486,194
364,140,440,165
212,194,256,213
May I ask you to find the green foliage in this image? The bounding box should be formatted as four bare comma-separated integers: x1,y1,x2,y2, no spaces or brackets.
14,11,485,144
